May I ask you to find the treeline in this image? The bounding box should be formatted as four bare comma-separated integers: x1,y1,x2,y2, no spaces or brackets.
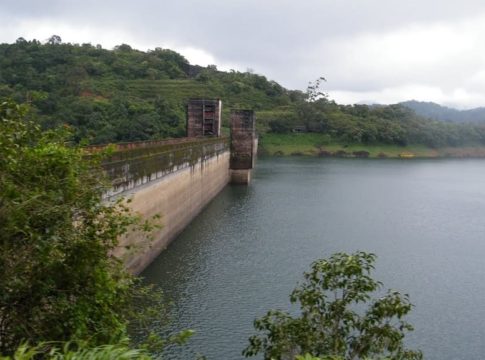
2,37,485,148
274,99,485,147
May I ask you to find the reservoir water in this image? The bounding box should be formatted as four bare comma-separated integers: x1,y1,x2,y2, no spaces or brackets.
142,157,485,359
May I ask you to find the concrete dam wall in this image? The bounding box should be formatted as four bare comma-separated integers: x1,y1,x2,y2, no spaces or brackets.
99,137,229,274
94,100,257,274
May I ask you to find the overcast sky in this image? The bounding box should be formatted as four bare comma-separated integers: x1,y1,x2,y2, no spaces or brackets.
2,0,485,109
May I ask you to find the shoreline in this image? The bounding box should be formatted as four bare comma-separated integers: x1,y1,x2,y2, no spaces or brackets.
259,133,485,159
262,152,485,159
261,148,485,159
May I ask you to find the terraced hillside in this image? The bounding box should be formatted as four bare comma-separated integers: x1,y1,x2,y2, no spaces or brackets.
86,79,216,101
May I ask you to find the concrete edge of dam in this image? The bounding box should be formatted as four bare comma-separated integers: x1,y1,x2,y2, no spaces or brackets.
114,149,231,274
88,100,258,274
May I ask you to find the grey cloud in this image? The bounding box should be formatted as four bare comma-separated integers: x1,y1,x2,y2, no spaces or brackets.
2,0,485,107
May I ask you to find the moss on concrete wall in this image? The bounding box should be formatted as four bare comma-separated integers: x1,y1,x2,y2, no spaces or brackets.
96,137,229,197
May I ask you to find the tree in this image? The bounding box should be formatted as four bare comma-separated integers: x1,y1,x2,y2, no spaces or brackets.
306,77,328,102
0,100,171,355
243,252,422,360
46,35,62,45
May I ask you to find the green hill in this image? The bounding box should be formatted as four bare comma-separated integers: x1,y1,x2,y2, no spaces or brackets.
0,38,298,143
2,37,485,151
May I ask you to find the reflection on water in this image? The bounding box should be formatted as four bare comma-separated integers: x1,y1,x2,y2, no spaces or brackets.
142,157,485,359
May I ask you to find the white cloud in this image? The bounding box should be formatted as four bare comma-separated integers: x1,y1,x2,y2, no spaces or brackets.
331,85,444,106
3,18,136,48
1,18,231,69
175,47,215,67
307,12,485,107
330,84,485,109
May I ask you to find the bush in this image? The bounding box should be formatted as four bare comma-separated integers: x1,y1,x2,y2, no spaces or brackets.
333,150,350,157
243,252,422,360
317,150,333,157
0,100,171,355
0,342,152,360
352,150,370,158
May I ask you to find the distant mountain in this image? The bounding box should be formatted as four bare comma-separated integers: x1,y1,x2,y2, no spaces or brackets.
400,100,485,123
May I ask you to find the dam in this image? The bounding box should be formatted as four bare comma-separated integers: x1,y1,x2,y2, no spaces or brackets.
92,99,257,274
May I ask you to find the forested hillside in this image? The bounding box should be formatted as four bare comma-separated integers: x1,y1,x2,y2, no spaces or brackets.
0,37,296,143
2,37,485,148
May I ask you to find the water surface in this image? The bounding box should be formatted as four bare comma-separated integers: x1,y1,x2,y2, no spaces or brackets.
142,157,485,359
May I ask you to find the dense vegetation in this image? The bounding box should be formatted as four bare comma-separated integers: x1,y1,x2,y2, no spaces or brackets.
0,100,194,357
2,37,485,150
0,342,152,360
0,36,294,144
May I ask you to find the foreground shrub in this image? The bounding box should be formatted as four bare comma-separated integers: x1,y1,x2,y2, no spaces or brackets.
0,100,172,355
243,252,422,360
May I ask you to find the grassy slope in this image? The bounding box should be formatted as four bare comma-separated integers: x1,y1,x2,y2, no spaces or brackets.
260,133,485,158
